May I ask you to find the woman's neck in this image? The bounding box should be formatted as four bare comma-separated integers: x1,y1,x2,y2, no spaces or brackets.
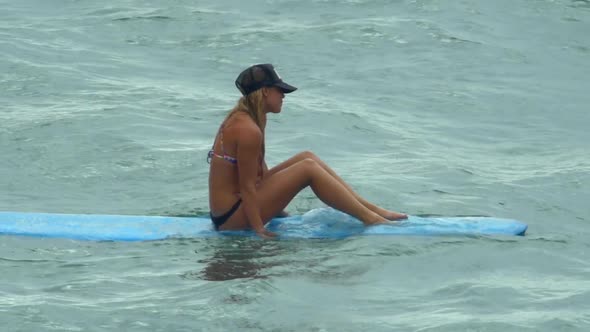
260,112,267,131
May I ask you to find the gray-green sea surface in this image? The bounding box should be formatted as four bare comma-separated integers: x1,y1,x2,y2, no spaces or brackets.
1,0,589,331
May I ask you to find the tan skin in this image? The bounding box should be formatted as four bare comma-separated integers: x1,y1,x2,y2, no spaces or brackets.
209,86,407,238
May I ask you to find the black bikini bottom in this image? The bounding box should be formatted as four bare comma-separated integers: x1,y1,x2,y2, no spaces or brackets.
210,199,242,230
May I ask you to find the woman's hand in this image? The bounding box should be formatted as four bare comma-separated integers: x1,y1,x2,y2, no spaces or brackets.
255,228,278,239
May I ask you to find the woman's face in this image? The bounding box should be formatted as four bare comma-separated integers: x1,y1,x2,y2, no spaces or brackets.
264,87,285,113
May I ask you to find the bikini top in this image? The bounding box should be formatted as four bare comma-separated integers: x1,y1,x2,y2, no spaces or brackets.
207,122,265,180
207,124,238,165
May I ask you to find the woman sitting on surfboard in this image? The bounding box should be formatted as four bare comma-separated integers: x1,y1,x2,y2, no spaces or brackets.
208,63,407,238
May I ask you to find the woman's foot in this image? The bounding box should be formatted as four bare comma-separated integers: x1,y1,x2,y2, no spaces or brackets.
361,212,389,226
383,211,408,221
372,207,408,221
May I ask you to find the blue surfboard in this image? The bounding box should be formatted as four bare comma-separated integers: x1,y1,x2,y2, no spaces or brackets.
0,208,527,241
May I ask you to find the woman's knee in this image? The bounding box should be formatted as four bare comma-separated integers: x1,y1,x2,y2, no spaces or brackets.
299,150,319,162
298,158,321,177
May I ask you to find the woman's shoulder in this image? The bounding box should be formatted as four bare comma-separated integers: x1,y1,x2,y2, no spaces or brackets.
225,114,262,142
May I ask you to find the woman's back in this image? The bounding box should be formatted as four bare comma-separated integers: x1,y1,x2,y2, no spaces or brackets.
208,113,262,216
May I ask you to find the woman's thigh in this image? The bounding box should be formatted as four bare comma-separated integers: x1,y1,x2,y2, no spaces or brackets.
221,159,316,230
266,151,316,178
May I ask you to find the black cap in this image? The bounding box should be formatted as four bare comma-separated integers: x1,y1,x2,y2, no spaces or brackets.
235,64,297,96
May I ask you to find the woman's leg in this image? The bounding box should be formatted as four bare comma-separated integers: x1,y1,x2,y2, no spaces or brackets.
266,151,407,220
219,158,388,230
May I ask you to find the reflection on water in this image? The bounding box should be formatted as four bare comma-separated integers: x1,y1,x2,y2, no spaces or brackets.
190,237,410,282
196,238,287,281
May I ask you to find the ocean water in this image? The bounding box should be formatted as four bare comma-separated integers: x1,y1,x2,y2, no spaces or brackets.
1,0,589,330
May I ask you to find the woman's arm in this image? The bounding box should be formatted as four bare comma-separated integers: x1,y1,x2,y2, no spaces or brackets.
236,127,276,238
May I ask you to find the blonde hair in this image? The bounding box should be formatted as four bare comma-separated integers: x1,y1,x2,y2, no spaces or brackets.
224,89,266,130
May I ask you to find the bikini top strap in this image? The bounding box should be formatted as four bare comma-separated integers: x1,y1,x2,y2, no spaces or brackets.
207,123,221,163
207,123,230,164
218,124,228,156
